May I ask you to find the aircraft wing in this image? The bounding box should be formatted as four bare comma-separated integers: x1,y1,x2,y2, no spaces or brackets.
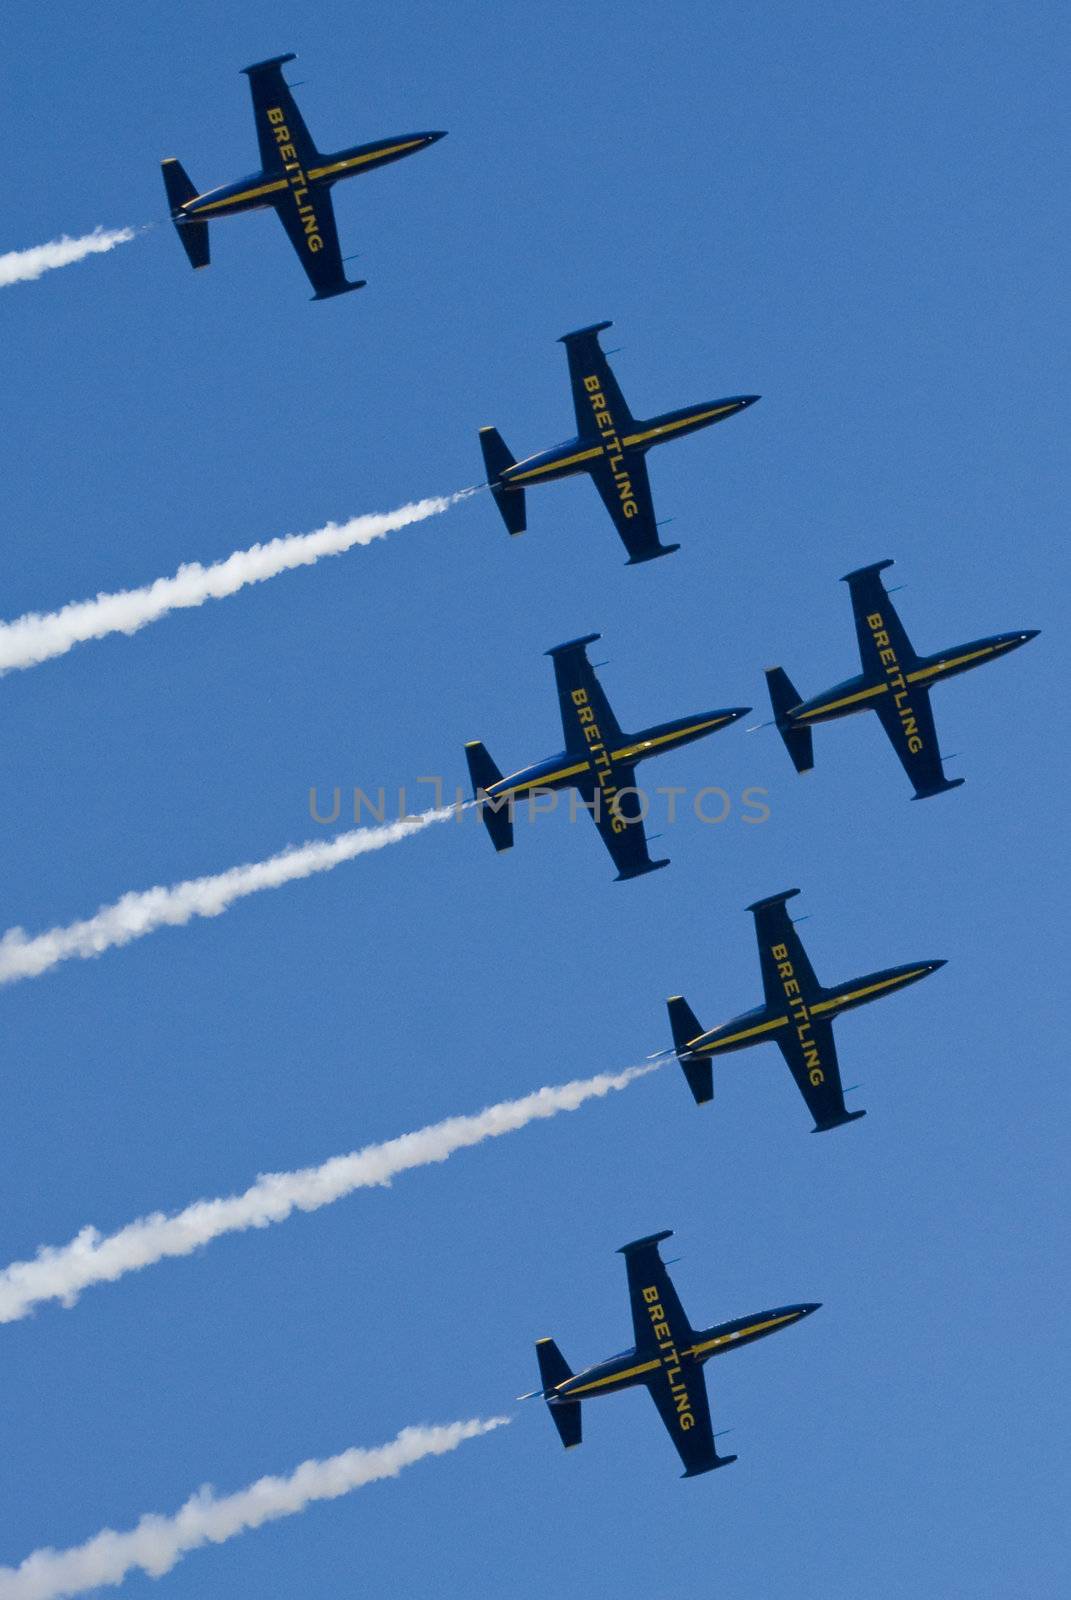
619,1233,724,1476
272,183,359,300
843,561,917,674
872,685,953,797
589,451,674,565
547,636,624,752
582,769,667,882
243,55,318,172
621,1232,693,1354
775,1018,857,1131
751,890,820,1007
561,324,634,437
645,1353,721,1476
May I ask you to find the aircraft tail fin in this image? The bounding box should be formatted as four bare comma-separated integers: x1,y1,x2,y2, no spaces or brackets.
765,667,814,773
464,741,514,853
478,427,527,535
535,1338,582,1450
161,159,210,270
667,996,713,1105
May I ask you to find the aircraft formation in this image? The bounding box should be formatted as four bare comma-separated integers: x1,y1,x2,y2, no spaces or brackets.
14,44,1038,1522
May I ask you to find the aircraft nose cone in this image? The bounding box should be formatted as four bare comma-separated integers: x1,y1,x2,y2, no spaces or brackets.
425,130,448,144
741,395,761,407
801,1303,822,1317
1021,629,1040,642
928,959,948,973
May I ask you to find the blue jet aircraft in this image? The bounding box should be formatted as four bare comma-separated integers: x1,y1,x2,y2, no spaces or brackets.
522,1230,819,1478
464,634,748,881
667,890,945,1131
764,560,1038,799
161,53,445,300
478,322,758,563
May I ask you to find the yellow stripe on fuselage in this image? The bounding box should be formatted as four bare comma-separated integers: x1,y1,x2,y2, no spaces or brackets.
686,1311,799,1358
622,404,741,448
491,760,590,799
611,715,734,763
907,645,997,683
797,645,1001,722
192,178,288,212
697,1014,788,1052
810,968,930,1015
307,139,427,180
567,1357,662,1395
796,681,888,719
507,445,605,483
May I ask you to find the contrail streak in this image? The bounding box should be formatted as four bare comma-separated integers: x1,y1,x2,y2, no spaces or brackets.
0,226,137,288
0,1064,660,1322
0,809,455,988
0,1417,508,1600
0,494,467,675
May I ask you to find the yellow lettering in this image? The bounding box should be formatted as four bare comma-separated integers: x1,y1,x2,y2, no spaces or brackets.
268,107,285,125
772,943,788,960
571,688,589,706
583,374,600,392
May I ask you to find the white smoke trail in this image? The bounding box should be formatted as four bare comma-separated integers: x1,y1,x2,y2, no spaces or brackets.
0,1063,658,1323
0,808,455,988
0,1417,508,1600
0,227,138,288
0,494,467,675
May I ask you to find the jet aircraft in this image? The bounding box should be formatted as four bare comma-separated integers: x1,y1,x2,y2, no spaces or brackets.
522,1230,819,1478
161,53,445,300
464,634,748,881
478,321,759,564
764,559,1038,799
667,889,945,1130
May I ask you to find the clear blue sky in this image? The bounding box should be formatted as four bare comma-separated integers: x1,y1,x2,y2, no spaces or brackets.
1,1,1066,1595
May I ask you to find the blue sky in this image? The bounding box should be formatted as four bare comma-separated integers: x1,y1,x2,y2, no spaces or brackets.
0,0,1066,1594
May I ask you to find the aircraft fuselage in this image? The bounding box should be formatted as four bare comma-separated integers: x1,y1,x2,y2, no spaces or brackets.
790,631,1037,729
484,708,747,806
692,960,945,1059
500,396,756,492
179,131,445,224
549,1304,818,1407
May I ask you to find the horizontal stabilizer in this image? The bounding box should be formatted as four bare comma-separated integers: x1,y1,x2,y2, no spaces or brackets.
667,996,713,1104
765,667,814,773
547,1399,581,1450
535,1338,582,1450
464,741,513,852
161,160,210,271
478,427,526,535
